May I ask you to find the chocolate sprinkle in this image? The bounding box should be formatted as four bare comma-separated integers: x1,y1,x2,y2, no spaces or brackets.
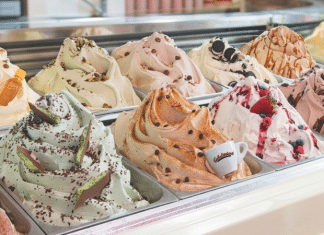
184,177,189,182
192,109,196,112
124,52,130,56
175,56,181,60
155,122,160,127
188,130,193,134
211,139,216,144
174,144,179,148
199,134,203,139
211,120,215,125
176,179,181,184
155,150,160,155
166,95,170,99
198,152,204,157
165,167,171,173
163,70,170,75
151,49,156,53
155,38,161,42
157,96,163,101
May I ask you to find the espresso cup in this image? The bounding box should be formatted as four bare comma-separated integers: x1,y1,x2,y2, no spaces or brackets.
204,141,248,178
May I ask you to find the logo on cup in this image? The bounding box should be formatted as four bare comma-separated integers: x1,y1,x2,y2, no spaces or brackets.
205,141,248,178
213,151,234,163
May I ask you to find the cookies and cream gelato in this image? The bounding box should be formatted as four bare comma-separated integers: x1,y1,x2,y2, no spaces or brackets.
111,32,215,97
28,37,141,112
113,88,251,191
241,26,316,79
188,37,277,87
0,91,148,226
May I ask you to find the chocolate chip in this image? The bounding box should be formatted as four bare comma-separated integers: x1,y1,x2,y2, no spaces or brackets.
163,70,170,75
166,95,170,99
242,63,247,69
264,79,270,84
175,56,181,60
176,179,181,184
146,101,149,105
188,130,193,134
151,49,156,53
281,83,289,87
158,96,163,101
81,103,87,106
165,167,171,173
155,38,161,42
71,83,77,87
211,139,216,144
184,177,189,182
246,105,250,109
155,122,160,127
164,124,169,127
148,67,154,70
174,144,179,148
187,75,192,80
211,120,215,125
124,52,130,56
3,64,9,69
192,109,196,112
198,152,204,157
199,134,203,139
155,150,160,155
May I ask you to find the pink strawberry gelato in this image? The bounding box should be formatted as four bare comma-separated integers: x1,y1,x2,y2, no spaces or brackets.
208,76,324,164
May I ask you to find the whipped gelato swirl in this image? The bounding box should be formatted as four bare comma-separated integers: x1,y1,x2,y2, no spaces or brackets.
0,48,39,126
28,37,141,112
0,91,148,227
113,88,251,191
188,37,277,87
111,32,215,97
279,66,324,134
241,26,316,79
209,76,324,164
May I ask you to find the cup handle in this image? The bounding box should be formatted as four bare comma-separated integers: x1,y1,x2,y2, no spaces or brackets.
235,142,248,164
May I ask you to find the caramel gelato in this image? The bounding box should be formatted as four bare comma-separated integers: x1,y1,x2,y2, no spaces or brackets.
28,37,141,112
113,88,251,191
241,26,316,79
111,32,215,97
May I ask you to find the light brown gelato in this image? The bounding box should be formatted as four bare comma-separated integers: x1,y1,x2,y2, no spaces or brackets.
113,88,251,191
241,26,316,79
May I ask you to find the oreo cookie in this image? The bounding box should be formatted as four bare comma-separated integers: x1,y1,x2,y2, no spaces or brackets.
212,39,225,53
245,71,256,78
224,48,235,61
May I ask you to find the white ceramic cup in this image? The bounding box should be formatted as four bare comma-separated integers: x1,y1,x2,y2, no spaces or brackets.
204,141,248,178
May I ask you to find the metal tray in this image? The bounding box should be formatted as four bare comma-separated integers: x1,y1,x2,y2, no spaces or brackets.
0,159,178,235
313,131,324,141
0,185,45,235
248,149,324,171
159,154,274,199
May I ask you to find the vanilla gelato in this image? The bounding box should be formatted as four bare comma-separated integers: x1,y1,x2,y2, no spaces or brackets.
0,48,39,126
113,88,251,191
188,37,277,87
241,26,316,79
0,91,148,226
305,22,324,63
28,37,141,112
111,32,215,97
209,76,324,164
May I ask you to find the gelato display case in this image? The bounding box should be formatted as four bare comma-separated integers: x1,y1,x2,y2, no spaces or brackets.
1,0,324,234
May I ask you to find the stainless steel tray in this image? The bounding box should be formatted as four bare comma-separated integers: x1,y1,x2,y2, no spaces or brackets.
159,154,274,199
0,185,45,235
248,149,324,171
0,159,178,235
313,131,324,141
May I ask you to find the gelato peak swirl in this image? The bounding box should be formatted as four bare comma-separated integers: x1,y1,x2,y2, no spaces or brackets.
113,88,251,191
0,91,148,227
